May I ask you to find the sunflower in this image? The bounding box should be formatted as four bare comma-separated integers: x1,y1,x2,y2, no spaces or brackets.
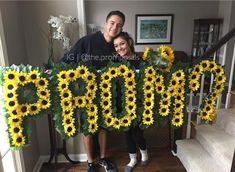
75,96,86,108
4,70,19,82
76,65,89,76
142,47,150,60
9,126,23,135
100,80,111,91
11,134,26,147
174,100,184,111
155,74,164,84
121,117,131,127
200,60,211,71
173,70,185,80
142,109,153,117
215,75,226,84
4,91,17,100
101,98,112,109
156,85,165,94
40,98,51,109
142,115,154,125
144,75,155,84
101,73,111,81
129,112,137,120
126,95,136,104
189,80,200,91
189,71,200,82
208,61,217,72
117,65,129,75
64,124,76,136
124,70,135,79
171,116,183,127
104,115,113,127
194,65,203,74
126,90,136,97
67,69,77,81
4,82,17,92
37,88,50,99
86,83,97,92
173,110,184,118
62,115,75,126
144,92,154,101
125,78,136,90
159,106,170,116
8,116,23,125
158,45,174,62
101,91,112,100
160,99,171,109
35,77,49,88
143,83,154,92
60,89,72,99
9,107,22,117
87,104,98,116
113,118,121,129
161,92,171,100
107,67,118,77
57,80,69,91
169,78,179,90
214,65,224,76
29,103,41,115
102,108,112,116
86,73,96,82
200,110,211,121
144,66,156,77
86,90,96,100
17,72,28,86
144,99,154,109
204,98,216,106
57,70,68,80
87,114,98,123
5,100,18,110
88,123,98,133
126,104,136,114
28,70,40,81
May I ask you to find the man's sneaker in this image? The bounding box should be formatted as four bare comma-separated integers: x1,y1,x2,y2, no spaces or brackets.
87,163,95,172
98,158,117,172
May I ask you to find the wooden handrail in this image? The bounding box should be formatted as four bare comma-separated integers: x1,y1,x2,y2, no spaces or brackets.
200,27,235,59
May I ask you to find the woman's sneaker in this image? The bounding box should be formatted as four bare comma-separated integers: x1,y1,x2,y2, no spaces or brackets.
98,158,117,172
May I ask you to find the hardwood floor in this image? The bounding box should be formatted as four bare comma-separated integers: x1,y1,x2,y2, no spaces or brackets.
40,147,186,172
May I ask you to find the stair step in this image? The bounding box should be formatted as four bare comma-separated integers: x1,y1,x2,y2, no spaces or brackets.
195,125,235,172
176,139,225,172
216,108,235,136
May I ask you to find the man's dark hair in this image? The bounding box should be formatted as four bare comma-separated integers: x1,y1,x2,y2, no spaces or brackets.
106,10,125,25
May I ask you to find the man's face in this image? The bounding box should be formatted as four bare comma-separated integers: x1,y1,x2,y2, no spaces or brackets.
104,15,123,39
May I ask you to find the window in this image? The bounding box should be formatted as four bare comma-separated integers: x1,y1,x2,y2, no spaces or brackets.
0,9,25,172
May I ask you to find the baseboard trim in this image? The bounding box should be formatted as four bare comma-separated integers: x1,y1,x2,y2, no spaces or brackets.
32,153,87,172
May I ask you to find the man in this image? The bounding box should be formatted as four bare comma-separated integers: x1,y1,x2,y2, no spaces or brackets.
63,10,125,172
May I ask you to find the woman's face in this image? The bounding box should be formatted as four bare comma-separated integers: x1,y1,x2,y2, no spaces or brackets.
114,36,131,57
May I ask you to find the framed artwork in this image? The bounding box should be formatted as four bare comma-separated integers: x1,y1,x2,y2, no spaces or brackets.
135,14,174,44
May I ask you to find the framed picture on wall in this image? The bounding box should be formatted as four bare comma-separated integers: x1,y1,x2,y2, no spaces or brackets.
135,14,174,44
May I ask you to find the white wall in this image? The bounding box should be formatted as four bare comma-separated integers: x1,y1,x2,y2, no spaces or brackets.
85,1,219,55
218,1,235,78
17,1,85,158
0,2,39,172
0,1,28,65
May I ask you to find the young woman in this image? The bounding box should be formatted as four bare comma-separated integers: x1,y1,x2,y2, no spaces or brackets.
113,32,149,172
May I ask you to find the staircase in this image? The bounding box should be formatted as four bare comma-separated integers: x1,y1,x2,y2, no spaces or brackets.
176,108,235,172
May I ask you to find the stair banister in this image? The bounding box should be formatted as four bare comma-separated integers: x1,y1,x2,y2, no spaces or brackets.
225,44,235,108
200,27,235,59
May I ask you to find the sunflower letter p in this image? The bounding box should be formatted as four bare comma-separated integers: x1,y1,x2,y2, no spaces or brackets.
2,69,51,148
